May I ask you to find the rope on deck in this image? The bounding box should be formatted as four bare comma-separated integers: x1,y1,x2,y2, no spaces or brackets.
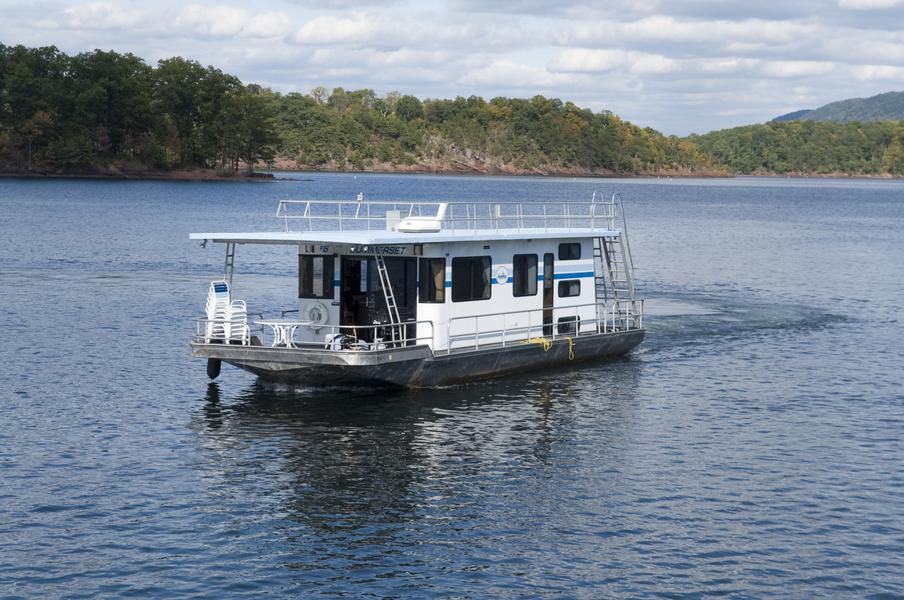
522,336,575,360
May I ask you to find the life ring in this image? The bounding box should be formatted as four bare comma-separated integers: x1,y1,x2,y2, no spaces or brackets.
305,301,329,327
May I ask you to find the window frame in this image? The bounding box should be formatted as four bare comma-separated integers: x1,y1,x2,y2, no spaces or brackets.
299,254,335,299
418,257,446,304
512,253,538,297
451,256,492,303
557,279,581,298
558,242,581,261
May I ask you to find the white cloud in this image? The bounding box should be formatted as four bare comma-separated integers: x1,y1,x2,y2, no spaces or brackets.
62,2,147,29
760,60,836,78
850,64,904,79
287,12,508,50
550,49,680,75
175,5,291,38
838,0,904,8
461,60,576,88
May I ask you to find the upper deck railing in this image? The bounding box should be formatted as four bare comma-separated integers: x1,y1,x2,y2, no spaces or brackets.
275,192,622,234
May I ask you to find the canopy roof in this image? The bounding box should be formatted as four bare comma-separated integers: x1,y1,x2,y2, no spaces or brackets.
189,228,620,246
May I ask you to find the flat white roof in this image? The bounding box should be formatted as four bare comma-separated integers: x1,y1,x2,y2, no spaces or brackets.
188,228,620,245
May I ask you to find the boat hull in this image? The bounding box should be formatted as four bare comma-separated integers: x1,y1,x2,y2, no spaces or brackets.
191,329,644,388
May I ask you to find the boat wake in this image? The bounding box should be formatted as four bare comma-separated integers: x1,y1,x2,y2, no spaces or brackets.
639,289,848,360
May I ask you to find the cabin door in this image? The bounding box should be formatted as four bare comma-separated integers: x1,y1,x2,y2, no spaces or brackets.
340,257,417,343
543,252,554,336
340,257,372,340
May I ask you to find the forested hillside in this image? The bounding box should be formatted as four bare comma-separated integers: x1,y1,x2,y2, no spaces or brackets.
0,44,718,178
0,44,277,176
688,120,904,175
772,91,904,124
7,43,904,179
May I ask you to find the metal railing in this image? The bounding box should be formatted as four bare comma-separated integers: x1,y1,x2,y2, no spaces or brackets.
445,299,643,354
275,195,622,234
277,320,436,351
194,317,436,352
193,317,252,345
193,300,642,354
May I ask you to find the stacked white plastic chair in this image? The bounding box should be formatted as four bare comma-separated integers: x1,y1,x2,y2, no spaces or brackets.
204,280,249,345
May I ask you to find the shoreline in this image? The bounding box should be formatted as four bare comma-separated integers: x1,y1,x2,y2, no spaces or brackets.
0,168,275,182
4,166,904,182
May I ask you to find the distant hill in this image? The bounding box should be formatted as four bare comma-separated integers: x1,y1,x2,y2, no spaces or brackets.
773,91,904,123
773,109,813,122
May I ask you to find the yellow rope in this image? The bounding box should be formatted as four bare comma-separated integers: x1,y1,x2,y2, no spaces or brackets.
522,336,575,360
523,337,552,351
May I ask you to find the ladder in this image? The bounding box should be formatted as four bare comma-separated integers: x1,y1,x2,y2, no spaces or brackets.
590,192,636,331
374,255,402,343
592,237,609,303
224,242,236,285
600,234,634,301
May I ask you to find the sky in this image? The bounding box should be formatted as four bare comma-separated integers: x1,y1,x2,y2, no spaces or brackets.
3,0,904,135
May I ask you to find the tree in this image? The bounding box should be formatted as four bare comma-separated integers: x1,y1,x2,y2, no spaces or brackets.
395,95,423,121
310,86,327,105
234,85,278,174
153,57,207,165
19,110,52,169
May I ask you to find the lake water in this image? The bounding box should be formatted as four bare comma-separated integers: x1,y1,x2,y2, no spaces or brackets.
1,173,902,598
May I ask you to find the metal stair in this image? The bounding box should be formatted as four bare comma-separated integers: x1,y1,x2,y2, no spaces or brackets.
374,255,402,343
600,235,634,300
591,193,637,330
592,238,609,303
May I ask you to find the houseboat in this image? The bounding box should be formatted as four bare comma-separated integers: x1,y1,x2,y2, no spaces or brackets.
189,193,644,387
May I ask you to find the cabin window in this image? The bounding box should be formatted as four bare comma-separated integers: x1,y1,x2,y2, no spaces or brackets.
419,258,446,303
451,256,491,302
512,254,538,297
558,279,580,298
558,243,581,260
299,255,334,299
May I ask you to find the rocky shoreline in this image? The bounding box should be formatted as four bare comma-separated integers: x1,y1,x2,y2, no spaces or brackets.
0,164,274,181
8,160,902,181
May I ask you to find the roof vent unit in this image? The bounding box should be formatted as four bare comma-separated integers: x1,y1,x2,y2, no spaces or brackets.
398,203,447,233
385,210,402,232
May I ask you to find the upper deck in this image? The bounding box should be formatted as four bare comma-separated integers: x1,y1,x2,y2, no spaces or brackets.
190,195,624,245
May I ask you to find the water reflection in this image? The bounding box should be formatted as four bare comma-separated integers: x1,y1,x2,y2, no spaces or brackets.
191,361,643,548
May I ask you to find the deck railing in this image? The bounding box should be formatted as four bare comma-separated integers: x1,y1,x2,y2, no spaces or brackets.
275,196,621,233
192,300,642,353
445,299,642,354
193,318,436,351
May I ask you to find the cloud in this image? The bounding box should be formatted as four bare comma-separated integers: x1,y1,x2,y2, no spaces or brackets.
460,60,577,88
850,64,904,79
174,5,292,38
287,12,526,51
550,49,680,75
838,0,904,8
61,2,148,29
760,60,836,78
554,15,817,54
